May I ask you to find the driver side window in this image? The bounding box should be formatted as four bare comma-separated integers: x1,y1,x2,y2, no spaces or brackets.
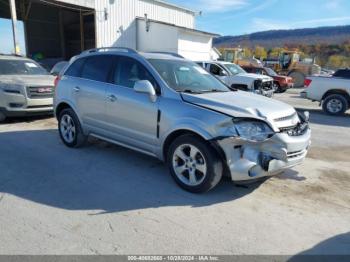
210,64,223,76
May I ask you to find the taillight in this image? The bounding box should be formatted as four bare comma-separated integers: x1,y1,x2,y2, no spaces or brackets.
304,78,312,87
54,75,61,87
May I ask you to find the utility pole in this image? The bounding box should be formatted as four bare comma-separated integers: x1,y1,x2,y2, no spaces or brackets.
9,0,20,55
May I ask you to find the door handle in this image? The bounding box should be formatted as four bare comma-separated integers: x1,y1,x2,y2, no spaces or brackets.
73,86,80,92
107,94,117,102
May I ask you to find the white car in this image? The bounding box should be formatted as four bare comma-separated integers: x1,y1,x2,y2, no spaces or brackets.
301,69,350,115
197,61,275,97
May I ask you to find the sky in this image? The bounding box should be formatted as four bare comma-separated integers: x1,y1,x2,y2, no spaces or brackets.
168,0,350,36
0,19,26,55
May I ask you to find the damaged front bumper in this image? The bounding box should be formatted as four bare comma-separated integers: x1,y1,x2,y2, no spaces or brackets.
216,128,311,182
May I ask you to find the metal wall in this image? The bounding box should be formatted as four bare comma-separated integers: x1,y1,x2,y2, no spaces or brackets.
95,0,195,49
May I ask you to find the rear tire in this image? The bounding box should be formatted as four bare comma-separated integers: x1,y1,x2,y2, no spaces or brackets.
288,71,305,88
58,108,87,148
167,134,223,193
322,94,348,115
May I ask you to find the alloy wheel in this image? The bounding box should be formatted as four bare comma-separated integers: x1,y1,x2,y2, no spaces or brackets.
60,114,76,143
327,99,343,114
172,144,207,186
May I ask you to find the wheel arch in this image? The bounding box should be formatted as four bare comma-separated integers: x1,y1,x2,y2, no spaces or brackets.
322,89,350,103
55,102,71,119
55,100,79,120
162,129,211,161
55,100,86,133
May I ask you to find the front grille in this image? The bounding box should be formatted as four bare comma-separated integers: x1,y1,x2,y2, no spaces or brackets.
26,86,54,99
280,121,309,136
262,81,273,90
275,112,298,122
254,80,274,91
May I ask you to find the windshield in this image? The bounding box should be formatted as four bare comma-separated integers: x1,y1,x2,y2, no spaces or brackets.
264,67,277,76
148,59,230,93
222,63,246,75
0,59,49,75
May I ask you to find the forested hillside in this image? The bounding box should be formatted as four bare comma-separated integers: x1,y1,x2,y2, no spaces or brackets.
214,25,350,68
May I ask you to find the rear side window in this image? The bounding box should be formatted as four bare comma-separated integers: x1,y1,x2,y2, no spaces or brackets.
114,57,157,89
81,55,114,82
65,58,86,77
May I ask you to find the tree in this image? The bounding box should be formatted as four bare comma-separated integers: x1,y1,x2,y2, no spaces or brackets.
243,48,253,58
327,55,350,69
254,46,267,59
268,47,284,58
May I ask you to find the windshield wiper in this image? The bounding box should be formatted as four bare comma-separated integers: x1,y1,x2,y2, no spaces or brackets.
200,89,228,93
180,89,205,94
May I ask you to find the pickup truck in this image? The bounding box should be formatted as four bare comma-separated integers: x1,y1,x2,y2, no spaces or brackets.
196,61,275,97
301,69,350,115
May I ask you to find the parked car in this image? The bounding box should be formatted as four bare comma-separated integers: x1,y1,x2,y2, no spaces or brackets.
55,48,311,193
301,72,350,115
196,61,275,97
0,55,55,122
242,66,294,93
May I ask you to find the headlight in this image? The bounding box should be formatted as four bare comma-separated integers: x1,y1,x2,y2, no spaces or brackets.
233,121,274,142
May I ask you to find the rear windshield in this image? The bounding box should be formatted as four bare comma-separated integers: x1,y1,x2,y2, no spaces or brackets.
0,59,48,75
333,69,350,79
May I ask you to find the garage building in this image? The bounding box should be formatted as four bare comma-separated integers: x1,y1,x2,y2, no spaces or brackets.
0,0,219,62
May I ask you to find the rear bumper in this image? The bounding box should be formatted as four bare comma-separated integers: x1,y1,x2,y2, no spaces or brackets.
216,129,311,181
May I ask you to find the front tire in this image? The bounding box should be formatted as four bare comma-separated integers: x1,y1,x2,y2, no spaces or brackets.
322,94,348,115
58,108,87,148
167,134,223,193
275,83,287,93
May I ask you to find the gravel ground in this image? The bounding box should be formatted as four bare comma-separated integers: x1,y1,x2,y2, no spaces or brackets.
0,89,349,255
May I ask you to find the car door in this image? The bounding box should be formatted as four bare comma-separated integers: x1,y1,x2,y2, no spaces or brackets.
73,55,114,131
105,56,159,154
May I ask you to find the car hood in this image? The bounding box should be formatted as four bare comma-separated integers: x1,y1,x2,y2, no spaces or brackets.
236,73,273,81
0,75,55,87
274,75,292,81
181,91,298,130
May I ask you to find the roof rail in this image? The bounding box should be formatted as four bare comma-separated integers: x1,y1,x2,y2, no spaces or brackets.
82,47,138,55
149,52,184,58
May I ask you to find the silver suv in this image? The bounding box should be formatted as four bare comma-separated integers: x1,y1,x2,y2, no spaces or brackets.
54,48,311,193
0,55,55,121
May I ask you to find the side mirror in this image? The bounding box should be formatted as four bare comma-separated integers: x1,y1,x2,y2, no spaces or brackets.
220,70,228,76
134,80,157,102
